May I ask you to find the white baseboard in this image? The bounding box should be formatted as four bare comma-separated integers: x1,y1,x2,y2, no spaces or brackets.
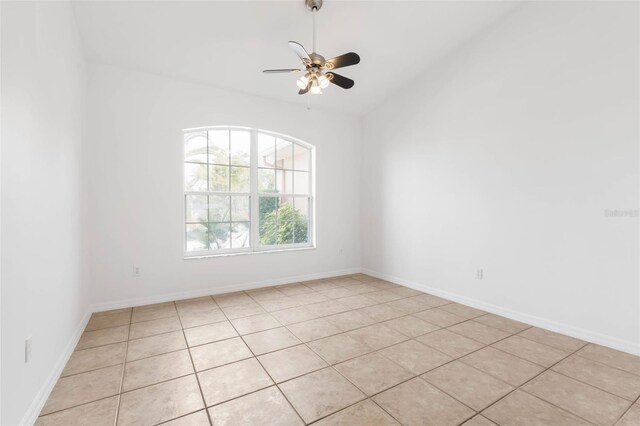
91,266,362,314
20,309,92,426
363,268,640,356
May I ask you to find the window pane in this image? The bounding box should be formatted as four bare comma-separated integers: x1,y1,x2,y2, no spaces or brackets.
258,133,275,168
276,138,293,170
293,171,309,195
258,196,278,246
185,132,207,163
185,163,207,192
277,221,294,244
209,223,231,249
258,168,275,192
294,197,310,221
230,166,250,192
276,170,293,194
294,219,309,243
209,195,230,222
293,144,310,171
208,130,229,165
230,131,250,166
185,195,208,223
231,222,250,248
209,165,229,192
186,224,208,251
231,196,250,222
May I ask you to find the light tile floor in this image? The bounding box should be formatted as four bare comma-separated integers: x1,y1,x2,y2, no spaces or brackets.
37,274,640,426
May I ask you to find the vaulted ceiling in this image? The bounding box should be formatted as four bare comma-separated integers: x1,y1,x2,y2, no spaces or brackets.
73,1,521,116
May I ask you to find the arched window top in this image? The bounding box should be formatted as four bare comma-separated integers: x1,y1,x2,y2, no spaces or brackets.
183,126,315,257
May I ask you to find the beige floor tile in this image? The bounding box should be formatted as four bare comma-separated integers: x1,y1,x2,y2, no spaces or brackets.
314,400,399,425
303,280,338,291
117,375,204,426
288,318,342,342
349,273,377,283
337,294,378,309
247,288,286,301
413,308,467,327
335,353,413,395
198,358,273,406
289,291,331,305
416,329,484,358
462,415,497,426
319,287,358,299
347,283,379,294
208,386,302,426
280,367,365,423
373,377,474,426
179,307,227,328
366,280,398,290
126,330,186,361
258,344,327,383
129,317,182,340
85,311,131,332
438,303,486,319
76,325,129,350
524,371,631,425
366,290,405,303
378,340,452,375
383,315,439,338
277,283,314,296
347,323,408,350
422,361,513,410
230,313,281,335
62,342,125,377
383,298,430,314
305,300,351,317
329,276,362,286
132,304,178,323
213,292,253,307
93,307,132,317
389,287,423,297
617,404,640,426
461,347,544,386
41,365,123,415
325,310,377,332
189,337,252,371
492,335,569,367
243,327,301,355
409,294,452,308
518,327,586,353
474,314,530,334
123,350,194,391
448,321,511,344
35,396,119,426
357,304,405,322
483,390,590,426
175,296,215,306
184,321,237,347
258,297,301,312
271,306,319,325
163,410,210,425
553,355,640,401
175,301,219,317
221,303,267,319
308,333,372,364
577,344,640,376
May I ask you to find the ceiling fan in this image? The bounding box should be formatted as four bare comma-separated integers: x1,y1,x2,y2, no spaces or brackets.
262,0,360,96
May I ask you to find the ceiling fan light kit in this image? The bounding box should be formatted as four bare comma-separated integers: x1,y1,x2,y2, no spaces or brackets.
263,0,360,97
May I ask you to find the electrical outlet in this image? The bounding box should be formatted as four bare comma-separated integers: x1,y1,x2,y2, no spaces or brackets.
133,265,141,277
25,337,32,363
476,269,484,280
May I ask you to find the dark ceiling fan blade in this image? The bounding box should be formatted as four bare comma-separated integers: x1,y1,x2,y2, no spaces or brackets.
325,52,360,70
263,69,302,73
289,41,311,63
327,72,354,89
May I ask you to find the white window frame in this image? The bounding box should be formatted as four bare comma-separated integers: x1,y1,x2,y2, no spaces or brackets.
183,126,315,258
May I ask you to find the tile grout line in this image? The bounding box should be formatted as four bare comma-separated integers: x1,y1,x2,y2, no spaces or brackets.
112,309,133,426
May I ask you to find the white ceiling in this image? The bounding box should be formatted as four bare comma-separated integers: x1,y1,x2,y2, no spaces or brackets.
72,1,521,116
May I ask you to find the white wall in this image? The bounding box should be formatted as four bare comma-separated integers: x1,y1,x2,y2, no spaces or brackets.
362,1,639,353
1,2,89,425
85,64,361,308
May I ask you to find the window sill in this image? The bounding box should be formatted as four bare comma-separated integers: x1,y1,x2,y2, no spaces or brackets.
183,246,316,260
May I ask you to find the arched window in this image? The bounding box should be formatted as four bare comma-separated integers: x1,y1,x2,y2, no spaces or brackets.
183,126,314,256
